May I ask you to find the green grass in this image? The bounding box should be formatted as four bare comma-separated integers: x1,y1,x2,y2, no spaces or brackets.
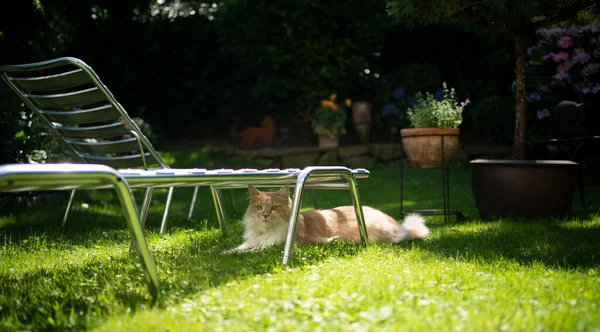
1,148,600,331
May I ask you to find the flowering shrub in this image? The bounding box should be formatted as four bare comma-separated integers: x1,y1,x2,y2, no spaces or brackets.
528,22,600,95
312,94,350,138
405,83,468,128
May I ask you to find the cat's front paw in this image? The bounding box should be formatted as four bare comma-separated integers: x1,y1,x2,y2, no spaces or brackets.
221,248,237,255
327,235,340,242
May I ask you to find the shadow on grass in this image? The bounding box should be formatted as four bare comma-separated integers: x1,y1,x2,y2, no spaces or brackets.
0,217,361,330
410,214,600,270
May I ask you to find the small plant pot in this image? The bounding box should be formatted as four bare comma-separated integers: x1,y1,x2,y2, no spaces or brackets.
318,134,339,148
470,159,578,219
401,128,460,168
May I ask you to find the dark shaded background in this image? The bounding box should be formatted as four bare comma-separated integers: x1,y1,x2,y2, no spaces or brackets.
1,0,596,164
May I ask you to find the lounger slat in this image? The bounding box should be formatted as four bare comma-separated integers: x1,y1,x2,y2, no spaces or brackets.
68,138,142,155
28,87,105,109
40,104,120,125
82,154,159,169
8,69,91,92
55,122,130,139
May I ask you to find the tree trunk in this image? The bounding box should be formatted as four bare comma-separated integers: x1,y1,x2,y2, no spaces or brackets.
512,35,528,159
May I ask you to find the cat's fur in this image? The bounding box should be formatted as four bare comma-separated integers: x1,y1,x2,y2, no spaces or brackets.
222,185,429,254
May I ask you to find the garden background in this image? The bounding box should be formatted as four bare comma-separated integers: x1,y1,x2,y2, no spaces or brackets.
2,2,600,330
4,0,598,163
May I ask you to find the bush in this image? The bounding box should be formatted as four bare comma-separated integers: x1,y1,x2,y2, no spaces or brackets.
406,83,468,128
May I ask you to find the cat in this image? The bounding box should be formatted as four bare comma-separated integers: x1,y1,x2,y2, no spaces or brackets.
222,185,429,254
230,115,275,149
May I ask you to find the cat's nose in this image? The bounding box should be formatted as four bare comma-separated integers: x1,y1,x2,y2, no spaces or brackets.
262,213,269,218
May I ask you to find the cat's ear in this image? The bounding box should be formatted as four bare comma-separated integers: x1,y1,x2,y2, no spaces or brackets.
276,185,290,198
248,185,261,197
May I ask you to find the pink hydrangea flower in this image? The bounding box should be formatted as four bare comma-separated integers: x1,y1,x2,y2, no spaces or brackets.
557,36,575,48
543,52,569,62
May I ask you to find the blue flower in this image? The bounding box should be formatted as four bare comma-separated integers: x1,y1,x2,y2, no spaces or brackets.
381,104,399,118
526,92,541,102
391,88,405,100
407,96,417,107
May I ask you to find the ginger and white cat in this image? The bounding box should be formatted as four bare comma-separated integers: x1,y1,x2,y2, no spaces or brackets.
222,185,429,254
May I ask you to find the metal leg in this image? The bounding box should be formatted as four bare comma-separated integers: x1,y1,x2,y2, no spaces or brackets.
159,187,174,234
211,185,228,237
282,167,367,265
229,189,238,214
0,164,160,299
346,174,369,246
445,166,451,219
283,175,307,265
187,186,199,222
579,164,586,207
441,135,447,223
110,176,160,299
61,190,76,227
400,159,404,216
139,187,154,227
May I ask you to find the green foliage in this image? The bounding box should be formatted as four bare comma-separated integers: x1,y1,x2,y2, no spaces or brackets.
406,83,467,128
0,85,55,164
387,0,598,32
215,0,388,115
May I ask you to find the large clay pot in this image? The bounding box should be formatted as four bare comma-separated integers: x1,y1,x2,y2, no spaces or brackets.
471,159,578,219
400,128,460,168
318,134,339,148
352,101,372,144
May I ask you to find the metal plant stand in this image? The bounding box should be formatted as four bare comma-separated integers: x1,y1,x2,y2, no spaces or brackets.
533,135,600,207
400,133,464,223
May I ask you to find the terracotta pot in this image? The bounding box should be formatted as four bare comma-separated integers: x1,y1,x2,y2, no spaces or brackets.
318,134,339,148
400,128,460,168
471,159,578,219
352,101,372,144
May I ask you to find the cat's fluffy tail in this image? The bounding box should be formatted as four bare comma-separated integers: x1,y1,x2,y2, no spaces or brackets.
397,214,429,242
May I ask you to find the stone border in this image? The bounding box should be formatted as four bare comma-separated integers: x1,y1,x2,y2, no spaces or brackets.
211,143,513,168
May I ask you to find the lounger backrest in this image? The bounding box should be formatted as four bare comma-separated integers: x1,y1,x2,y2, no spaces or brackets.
0,57,168,170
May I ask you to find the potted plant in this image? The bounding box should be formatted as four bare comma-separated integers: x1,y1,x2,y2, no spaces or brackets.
388,2,598,219
312,94,350,148
400,82,469,168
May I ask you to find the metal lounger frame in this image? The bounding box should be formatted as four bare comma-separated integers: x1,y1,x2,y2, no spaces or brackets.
0,163,160,299
0,57,178,232
1,57,373,263
118,166,370,264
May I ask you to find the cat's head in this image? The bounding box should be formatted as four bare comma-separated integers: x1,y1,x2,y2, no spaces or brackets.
245,185,291,226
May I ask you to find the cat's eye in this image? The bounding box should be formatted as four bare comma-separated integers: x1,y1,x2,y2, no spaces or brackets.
255,205,263,211
271,205,279,211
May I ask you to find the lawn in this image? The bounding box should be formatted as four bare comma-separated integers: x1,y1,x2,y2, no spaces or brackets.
1,147,599,331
